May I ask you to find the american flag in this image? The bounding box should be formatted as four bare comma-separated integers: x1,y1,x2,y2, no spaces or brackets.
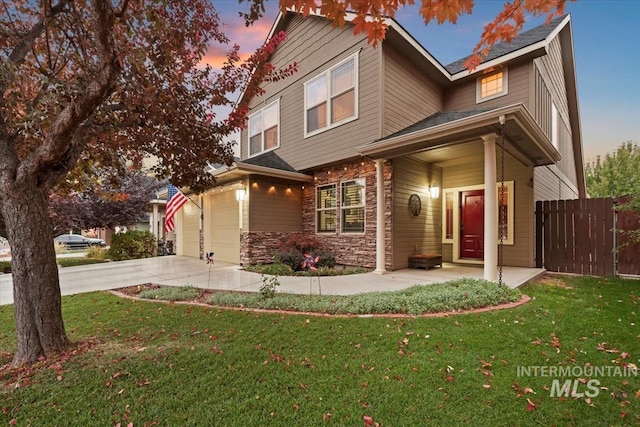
164,184,189,233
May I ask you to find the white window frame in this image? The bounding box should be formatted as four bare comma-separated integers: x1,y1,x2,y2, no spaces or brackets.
340,178,366,234
304,52,359,138
551,102,559,149
247,99,280,158
476,68,509,103
316,184,337,233
441,181,515,249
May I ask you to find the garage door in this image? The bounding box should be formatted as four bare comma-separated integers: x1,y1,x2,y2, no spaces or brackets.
178,196,200,258
204,190,240,264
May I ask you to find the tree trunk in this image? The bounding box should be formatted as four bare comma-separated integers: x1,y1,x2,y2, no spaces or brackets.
2,181,69,366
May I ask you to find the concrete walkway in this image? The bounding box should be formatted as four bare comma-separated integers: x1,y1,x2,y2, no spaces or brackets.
0,256,545,306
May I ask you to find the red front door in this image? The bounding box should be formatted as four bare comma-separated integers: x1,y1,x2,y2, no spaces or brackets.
460,190,484,260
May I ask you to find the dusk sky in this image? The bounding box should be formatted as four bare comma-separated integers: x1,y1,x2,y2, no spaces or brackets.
211,0,639,163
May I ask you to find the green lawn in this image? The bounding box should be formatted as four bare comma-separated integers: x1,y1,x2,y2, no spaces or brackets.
1,275,638,426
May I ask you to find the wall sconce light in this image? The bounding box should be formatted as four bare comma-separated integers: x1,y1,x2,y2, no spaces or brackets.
235,187,246,202
429,184,440,199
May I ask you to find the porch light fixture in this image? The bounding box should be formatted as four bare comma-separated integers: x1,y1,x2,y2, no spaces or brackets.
235,187,246,202
429,185,440,199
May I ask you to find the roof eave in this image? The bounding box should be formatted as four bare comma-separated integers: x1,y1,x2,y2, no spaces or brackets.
358,104,561,164
208,162,312,182
449,15,571,80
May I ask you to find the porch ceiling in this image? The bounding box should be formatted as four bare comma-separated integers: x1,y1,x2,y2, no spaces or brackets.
359,104,560,167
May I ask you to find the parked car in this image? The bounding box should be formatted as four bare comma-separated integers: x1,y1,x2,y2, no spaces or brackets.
54,234,106,250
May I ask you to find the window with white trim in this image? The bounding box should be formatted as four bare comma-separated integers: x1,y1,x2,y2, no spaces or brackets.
248,99,279,157
551,102,559,149
341,179,365,233
476,69,508,103
304,53,358,136
316,184,337,233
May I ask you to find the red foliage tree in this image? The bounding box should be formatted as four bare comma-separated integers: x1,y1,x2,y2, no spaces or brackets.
0,0,293,366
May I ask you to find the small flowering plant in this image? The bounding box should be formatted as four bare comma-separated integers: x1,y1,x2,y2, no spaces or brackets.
301,254,320,271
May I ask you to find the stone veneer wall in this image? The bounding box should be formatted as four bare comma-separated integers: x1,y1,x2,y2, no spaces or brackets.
240,231,298,266
239,159,393,269
301,158,393,270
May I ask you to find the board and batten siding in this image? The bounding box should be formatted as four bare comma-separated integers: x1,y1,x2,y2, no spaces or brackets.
392,157,443,269
441,149,536,267
248,178,303,232
176,195,200,258
531,35,579,193
533,165,579,201
443,62,531,112
240,15,381,171
382,46,444,137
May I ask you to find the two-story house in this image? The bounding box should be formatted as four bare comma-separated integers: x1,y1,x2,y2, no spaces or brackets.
173,10,585,282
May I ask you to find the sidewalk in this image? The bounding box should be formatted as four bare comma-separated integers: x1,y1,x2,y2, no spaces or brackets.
0,256,545,306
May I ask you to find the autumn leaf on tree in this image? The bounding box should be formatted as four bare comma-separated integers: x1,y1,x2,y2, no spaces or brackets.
278,0,575,69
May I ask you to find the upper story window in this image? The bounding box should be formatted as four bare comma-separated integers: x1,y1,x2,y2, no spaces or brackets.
304,53,358,137
248,99,279,157
476,69,508,103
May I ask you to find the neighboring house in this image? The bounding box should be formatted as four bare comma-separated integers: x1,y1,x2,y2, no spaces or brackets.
174,10,585,281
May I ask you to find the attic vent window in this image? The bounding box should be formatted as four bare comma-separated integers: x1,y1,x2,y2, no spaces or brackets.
476,69,508,103
304,52,359,137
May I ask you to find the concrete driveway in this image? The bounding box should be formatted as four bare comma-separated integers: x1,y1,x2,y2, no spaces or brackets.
0,256,545,306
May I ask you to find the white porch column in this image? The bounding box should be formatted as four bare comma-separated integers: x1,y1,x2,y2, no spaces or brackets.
151,204,159,239
374,159,387,274
482,134,498,281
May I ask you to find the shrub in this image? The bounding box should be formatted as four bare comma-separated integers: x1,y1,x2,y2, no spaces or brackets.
108,230,157,261
278,233,325,254
257,262,293,276
0,261,11,274
259,275,280,299
53,241,69,254
139,286,200,301
57,258,107,268
275,234,336,271
275,249,305,271
86,246,108,260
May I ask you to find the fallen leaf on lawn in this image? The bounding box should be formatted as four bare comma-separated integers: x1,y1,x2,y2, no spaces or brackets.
526,398,537,411
636,390,640,398
293,404,300,410
483,384,491,389
524,387,536,394
300,383,308,390
621,352,630,359
323,413,332,422
445,375,455,382
480,360,492,369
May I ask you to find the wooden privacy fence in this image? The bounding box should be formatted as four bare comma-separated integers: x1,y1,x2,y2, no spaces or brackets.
616,197,640,276
536,197,640,277
536,198,614,276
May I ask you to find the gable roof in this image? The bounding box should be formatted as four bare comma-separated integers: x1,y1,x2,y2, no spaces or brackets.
242,151,297,172
445,15,568,75
264,10,571,83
